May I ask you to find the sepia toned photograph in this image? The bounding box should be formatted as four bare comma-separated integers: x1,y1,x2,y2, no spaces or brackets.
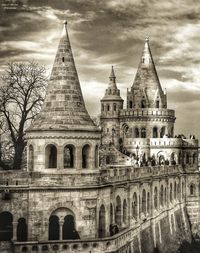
0,0,200,252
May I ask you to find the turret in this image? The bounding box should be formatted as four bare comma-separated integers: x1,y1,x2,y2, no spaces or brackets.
26,22,101,172
100,66,123,145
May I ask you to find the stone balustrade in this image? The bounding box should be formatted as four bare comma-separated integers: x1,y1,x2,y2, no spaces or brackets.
120,108,175,118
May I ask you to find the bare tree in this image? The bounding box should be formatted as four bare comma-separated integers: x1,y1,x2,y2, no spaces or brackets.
0,62,47,170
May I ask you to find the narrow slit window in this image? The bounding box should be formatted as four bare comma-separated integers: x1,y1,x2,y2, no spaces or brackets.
62,57,65,62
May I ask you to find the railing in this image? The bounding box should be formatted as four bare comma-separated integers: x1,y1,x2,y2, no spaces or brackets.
120,108,175,117
100,165,183,184
13,202,184,253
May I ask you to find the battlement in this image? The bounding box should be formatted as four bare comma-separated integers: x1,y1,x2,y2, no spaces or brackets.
120,108,175,118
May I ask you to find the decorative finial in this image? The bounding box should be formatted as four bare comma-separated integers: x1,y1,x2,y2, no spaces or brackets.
145,36,149,42
63,20,68,25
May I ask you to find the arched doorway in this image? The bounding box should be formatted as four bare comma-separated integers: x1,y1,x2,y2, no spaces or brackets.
17,218,27,242
82,144,91,169
63,145,75,168
0,212,13,241
49,215,59,240
98,205,106,238
63,215,79,240
46,144,57,168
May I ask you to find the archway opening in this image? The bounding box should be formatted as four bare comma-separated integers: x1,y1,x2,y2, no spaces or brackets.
98,205,106,238
153,127,158,138
115,196,122,227
49,215,59,240
141,128,146,138
46,144,57,168
17,218,27,242
142,189,146,215
0,212,13,241
29,145,34,171
132,193,138,219
82,144,91,169
63,145,75,168
63,215,79,240
95,145,99,168
123,199,127,225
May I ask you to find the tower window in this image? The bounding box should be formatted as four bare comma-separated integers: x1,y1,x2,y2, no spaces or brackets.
129,101,133,108
141,128,146,138
107,105,110,111
113,104,117,111
156,100,159,108
141,100,146,108
62,57,65,62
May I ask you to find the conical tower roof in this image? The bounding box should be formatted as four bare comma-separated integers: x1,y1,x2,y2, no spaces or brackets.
133,37,163,92
28,22,98,132
101,66,123,101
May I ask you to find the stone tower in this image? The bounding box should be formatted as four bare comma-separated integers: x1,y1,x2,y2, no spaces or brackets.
100,66,123,145
26,21,101,172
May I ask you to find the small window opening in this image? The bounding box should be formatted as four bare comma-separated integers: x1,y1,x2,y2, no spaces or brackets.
62,57,65,62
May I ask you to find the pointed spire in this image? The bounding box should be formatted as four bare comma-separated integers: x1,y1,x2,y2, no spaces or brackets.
108,66,117,89
110,66,116,78
28,22,98,132
101,66,123,101
132,37,166,108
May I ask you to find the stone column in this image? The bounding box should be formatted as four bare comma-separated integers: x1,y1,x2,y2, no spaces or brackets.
76,146,82,169
57,146,63,170
59,221,64,240
12,222,18,241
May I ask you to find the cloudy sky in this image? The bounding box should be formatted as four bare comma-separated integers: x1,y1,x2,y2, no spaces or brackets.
0,0,200,138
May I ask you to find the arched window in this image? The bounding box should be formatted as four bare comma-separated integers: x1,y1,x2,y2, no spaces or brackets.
63,215,79,240
102,104,104,111
186,153,190,164
130,101,133,108
182,182,185,199
147,192,150,214
123,199,127,225
178,153,182,165
29,145,34,171
141,128,146,138
160,185,164,207
153,127,158,138
164,187,167,204
160,127,165,138
170,183,173,203
142,189,146,215
110,203,114,224
174,181,177,199
95,145,99,168
170,153,176,165
82,144,91,169
17,218,27,242
132,193,138,219
113,104,117,111
190,184,196,196
99,205,106,238
141,100,146,108
49,215,59,240
64,145,75,168
193,153,196,164
0,212,13,241
107,105,110,111
156,100,159,108
135,128,139,138
46,144,57,168
154,187,158,210
115,196,122,227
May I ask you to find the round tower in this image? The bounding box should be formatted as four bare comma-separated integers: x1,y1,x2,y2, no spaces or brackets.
26,22,101,172
100,66,124,145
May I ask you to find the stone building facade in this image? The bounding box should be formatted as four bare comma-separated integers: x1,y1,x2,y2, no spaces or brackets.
0,22,199,253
